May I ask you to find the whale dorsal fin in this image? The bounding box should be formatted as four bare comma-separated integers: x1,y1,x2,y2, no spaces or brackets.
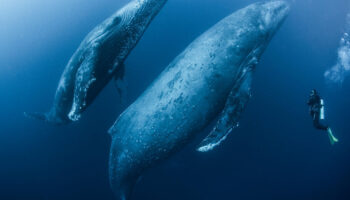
197,71,252,152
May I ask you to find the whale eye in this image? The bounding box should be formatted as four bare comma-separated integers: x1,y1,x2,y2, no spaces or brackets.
113,16,122,26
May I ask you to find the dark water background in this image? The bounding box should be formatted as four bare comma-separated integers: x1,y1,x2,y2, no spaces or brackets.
1,0,350,199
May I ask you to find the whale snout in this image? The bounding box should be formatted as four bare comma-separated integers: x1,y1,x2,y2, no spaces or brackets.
269,1,290,20
259,1,290,31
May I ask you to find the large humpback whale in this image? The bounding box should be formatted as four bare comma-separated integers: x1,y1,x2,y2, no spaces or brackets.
108,1,289,199
25,0,167,124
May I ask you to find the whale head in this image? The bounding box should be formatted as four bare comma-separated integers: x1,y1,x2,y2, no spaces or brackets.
257,1,290,34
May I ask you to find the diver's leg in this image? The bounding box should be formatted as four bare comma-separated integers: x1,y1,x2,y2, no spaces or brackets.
313,112,328,131
313,112,338,145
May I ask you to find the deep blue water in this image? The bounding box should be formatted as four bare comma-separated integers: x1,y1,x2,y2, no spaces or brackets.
1,0,350,199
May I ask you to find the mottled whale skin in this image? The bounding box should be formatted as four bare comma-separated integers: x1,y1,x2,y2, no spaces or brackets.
108,1,289,199
25,0,167,124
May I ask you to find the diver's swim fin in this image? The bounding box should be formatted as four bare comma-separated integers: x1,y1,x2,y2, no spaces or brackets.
327,127,339,145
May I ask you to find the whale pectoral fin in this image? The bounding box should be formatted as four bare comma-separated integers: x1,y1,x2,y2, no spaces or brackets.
114,63,128,105
68,61,96,121
197,72,253,152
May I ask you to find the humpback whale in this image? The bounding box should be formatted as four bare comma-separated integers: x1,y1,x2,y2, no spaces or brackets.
25,0,167,124
108,1,290,199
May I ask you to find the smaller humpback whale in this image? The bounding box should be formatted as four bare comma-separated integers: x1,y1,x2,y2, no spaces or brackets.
25,0,167,124
108,1,290,199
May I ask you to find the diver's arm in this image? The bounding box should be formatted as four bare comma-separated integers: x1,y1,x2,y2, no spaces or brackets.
307,99,311,105
315,94,321,103
307,97,314,105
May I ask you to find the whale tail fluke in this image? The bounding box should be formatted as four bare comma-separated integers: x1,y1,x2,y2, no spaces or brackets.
109,167,136,200
24,111,48,121
24,111,68,125
111,181,134,200
109,137,138,200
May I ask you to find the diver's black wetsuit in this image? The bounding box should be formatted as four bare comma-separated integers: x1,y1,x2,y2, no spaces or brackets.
307,92,328,131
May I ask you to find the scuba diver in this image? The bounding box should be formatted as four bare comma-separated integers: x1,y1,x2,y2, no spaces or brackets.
307,89,338,145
